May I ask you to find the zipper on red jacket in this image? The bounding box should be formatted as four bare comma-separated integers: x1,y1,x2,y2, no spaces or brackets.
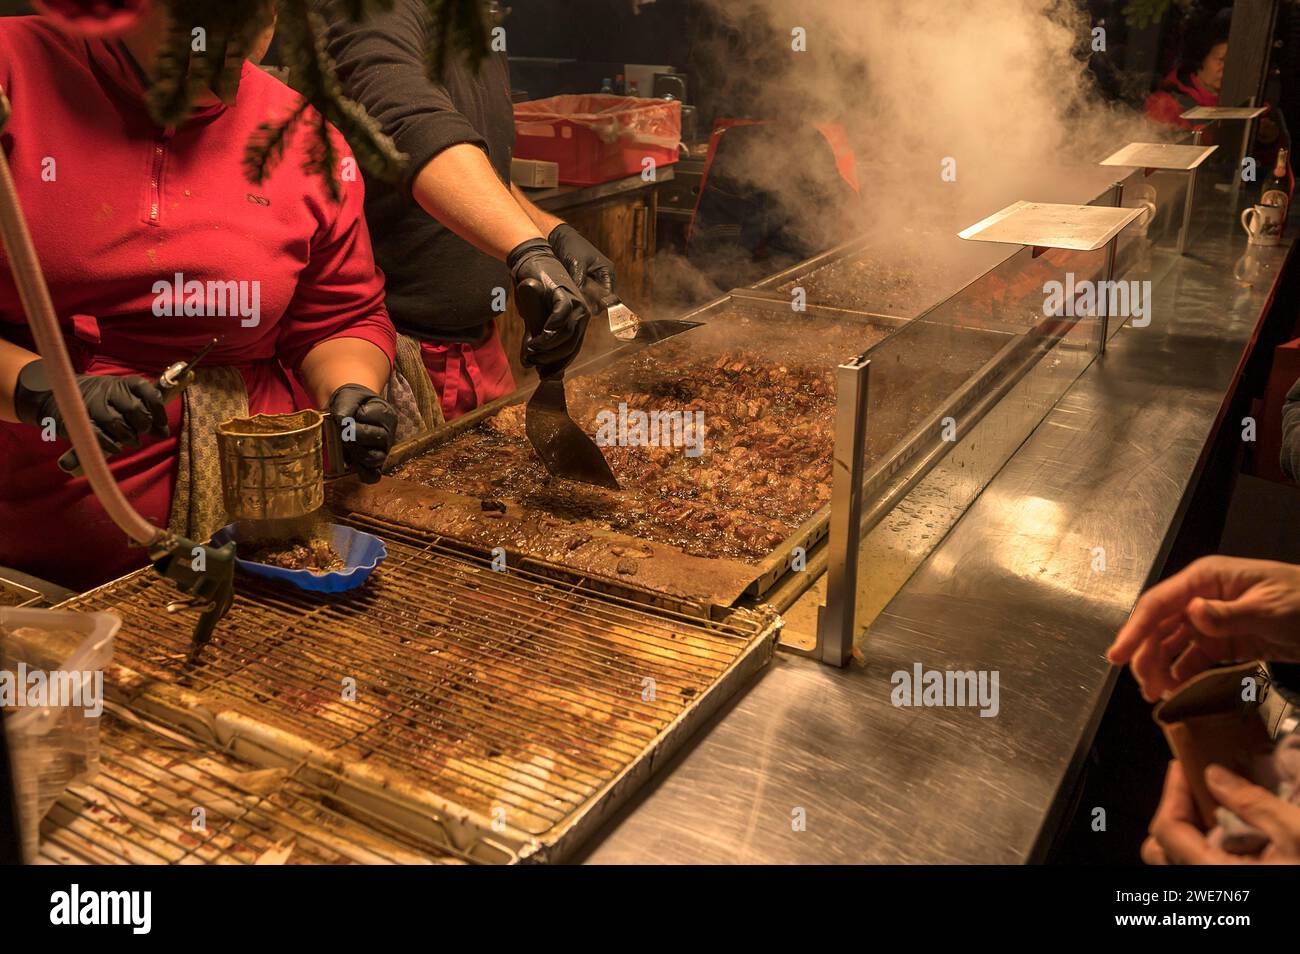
146,129,175,227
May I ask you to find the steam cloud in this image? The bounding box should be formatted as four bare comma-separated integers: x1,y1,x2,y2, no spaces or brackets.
687,0,1166,275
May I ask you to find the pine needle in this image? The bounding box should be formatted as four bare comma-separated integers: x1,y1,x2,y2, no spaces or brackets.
422,0,493,82
242,99,309,185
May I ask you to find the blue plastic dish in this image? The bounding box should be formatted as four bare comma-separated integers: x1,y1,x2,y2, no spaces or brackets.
211,523,387,594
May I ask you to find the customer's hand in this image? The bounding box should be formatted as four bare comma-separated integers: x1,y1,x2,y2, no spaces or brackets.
1144,761,1300,864
1107,556,1300,702
506,237,591,369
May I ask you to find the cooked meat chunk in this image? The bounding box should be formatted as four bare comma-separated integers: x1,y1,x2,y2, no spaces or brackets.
242,539,344,574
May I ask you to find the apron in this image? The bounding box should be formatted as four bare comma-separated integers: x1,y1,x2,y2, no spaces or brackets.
419,322,517,421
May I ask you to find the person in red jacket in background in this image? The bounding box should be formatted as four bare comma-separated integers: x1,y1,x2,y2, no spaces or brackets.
1144,15,1229,130
0,8,400,591
1145,11,1289,176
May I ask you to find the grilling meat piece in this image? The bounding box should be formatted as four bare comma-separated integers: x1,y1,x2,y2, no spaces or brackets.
241,539,344,573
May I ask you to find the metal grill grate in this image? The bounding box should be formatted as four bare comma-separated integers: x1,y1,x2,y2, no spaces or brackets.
40,709,469,865
60,518,778,859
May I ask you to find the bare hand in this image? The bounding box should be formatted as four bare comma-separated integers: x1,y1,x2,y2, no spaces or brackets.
1106,556,1300,702
1144,761,1300,864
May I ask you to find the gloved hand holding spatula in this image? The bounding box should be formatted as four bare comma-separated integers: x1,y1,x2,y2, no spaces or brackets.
548,223,615,297
507,237,591,370
512,278,619,490
549,223,639,340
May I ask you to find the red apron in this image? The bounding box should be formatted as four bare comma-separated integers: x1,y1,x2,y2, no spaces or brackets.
420,323,517,421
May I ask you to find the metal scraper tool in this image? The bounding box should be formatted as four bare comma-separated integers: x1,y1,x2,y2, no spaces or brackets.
584,278,641,340
58,336,220,477
516,279,620,489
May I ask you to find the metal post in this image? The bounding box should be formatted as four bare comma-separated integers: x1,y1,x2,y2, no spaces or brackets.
1098,235,1119,354
816,355,871,667
1096,180,1124,354
1178,130,1202,255
1231,96,1258,211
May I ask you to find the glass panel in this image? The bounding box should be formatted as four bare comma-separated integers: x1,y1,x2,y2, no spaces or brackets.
814,168,1161,651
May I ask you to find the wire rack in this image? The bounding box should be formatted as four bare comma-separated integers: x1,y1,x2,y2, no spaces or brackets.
56,517,778,860
39,708,470,865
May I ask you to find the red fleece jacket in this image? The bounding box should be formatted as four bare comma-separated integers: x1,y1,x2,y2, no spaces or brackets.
0,16,397,589
1144,69,1218,130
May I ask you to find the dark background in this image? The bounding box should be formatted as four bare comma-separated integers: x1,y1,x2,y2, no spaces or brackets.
3,1,1294,132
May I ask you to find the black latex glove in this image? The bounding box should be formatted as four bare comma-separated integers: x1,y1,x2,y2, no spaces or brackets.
507,237,591,369
13,359,169,456
329,384,397,485
548,223,617,298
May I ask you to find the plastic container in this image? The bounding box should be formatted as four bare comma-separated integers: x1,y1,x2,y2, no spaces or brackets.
514,95,682,186
212,522,387,594
1,607,118,863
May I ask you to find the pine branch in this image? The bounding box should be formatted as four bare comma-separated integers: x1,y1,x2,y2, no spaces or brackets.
1123,0,1176,29
422,0,493,82
141,0,491,195
210,0,276,104
274,0,406,195
147,0,200,126
242,99,309,185
306,110,343,203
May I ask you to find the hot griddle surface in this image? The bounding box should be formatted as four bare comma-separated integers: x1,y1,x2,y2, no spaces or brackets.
369,309,1011,604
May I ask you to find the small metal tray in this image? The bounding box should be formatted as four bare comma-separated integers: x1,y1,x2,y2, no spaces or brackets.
1180,105,1267,121
1099,142,1218,171
958,200,1143,252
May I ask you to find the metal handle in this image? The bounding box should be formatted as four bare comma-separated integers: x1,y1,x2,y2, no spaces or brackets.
321,411,350,480
516,278,565,380
582,275,620,312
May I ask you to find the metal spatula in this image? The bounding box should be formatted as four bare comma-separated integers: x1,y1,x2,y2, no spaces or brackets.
516,280,620,489
584,277,641,340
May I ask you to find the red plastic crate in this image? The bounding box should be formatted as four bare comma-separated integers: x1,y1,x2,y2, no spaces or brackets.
514,95,681,187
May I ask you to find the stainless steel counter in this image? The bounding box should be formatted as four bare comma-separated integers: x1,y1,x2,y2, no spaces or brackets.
578,192,1294,864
